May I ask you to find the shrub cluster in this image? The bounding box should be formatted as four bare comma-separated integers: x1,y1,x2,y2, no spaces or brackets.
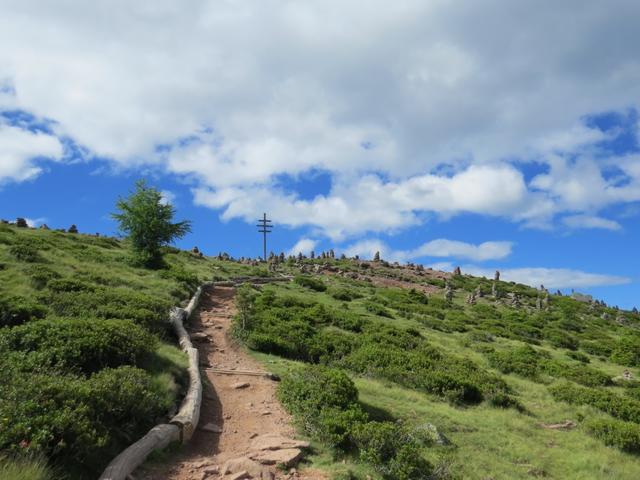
585,417,640,453
239,289,514,406
549,382,640,423
294,275,327,292
0,365,168,476
0,318,157,374
488,345,611,387
278,365,432,479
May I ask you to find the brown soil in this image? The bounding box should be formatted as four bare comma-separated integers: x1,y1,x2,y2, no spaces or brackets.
138,286,326,480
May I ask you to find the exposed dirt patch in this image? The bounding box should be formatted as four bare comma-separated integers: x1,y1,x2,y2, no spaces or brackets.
138,286,326,480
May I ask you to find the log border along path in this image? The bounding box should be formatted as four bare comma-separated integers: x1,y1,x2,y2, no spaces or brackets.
137,283,326,480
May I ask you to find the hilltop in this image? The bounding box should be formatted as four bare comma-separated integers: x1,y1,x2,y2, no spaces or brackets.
2,222,640,479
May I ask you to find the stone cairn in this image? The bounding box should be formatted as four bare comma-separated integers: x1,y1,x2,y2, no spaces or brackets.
373,251,381,262
508,292,521,308
466,291,477,305
453,266,461,276
444,280,454,303
16,217,28,228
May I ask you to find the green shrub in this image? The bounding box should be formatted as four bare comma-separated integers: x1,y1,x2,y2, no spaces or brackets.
42,286,171,332
0,318,157,374
352,422,432,480
610,337,640,366
545,328,579,350
582,339,614,358
549,382,640,423
487,345,547,379
364,300,394,318
567,351,590,363
23,265,61,289
278,365,366,449
0,365,167,475
9,244,42,263
329,287,362,302
294,275,327,292
585,417,640,453
0,295,48,327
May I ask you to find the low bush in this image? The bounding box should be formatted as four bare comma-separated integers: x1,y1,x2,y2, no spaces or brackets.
352,422,433,480
545,328,579,350
0,295,48,327
9,244,42,263
549,382,640,423
581,339,614,358
0,318,157,374
278,366,433,478
488,346,610,387
294,275,327,292
42,286,172,332
23,265,61,289
278,365,366,449
364,300,394,318
0,365,167,476
487,345,547,379
585,417,640,453
610,337,640,367
567,351,590,363
329,287,362,302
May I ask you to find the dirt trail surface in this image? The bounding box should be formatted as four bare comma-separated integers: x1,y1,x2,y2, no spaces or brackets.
139,286,326,480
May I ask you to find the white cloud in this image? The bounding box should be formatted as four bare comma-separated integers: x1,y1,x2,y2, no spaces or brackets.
562,214,622,231
159,190,177,206
412,239,513,261
342,238,513,262
461,265,630,290
287,238,318,257
0,123,64,183
24,217,45,228
1,1,640,236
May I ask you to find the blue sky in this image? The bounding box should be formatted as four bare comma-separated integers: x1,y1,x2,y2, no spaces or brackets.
1,1,639,309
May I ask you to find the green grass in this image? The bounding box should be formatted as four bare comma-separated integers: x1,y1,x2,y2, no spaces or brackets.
0,224,268,477
238,261,640,479
0,455,54,480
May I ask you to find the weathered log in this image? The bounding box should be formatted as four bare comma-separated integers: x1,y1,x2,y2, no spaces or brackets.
170,347,202,442
99,424,180,480
99,286,207,480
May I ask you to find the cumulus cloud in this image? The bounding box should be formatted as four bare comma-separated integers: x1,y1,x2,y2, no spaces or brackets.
0,123,64,183
287,238,318,256
1,1,640,236
562,214,622,231
412,239,513,261
342,238,513,262
461,265,630,290
159,190,177,206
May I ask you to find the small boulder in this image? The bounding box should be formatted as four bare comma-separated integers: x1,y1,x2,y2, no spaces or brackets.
250,448,303,467
200,423,223,433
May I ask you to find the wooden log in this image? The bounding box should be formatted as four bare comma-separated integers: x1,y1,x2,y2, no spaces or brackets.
99,424,180,480
99,284,207,479
170,347,202,442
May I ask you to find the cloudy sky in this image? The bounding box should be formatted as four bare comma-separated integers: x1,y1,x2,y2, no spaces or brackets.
1,0,639,307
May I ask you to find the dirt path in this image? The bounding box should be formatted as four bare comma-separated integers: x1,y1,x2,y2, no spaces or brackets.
139,286,325,480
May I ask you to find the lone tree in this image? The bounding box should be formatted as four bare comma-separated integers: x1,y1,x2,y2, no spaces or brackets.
112,180,191,267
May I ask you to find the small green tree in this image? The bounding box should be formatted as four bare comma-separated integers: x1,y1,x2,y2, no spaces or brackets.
112,180,191,268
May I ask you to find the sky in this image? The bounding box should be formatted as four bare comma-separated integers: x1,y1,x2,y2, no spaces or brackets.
0,0,639,309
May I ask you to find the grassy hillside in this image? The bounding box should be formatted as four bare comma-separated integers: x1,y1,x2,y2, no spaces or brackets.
2,226,640,479
233,256,640,479
0,223,262,478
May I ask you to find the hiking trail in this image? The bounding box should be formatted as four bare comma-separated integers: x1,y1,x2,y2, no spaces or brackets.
138,285,325,480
